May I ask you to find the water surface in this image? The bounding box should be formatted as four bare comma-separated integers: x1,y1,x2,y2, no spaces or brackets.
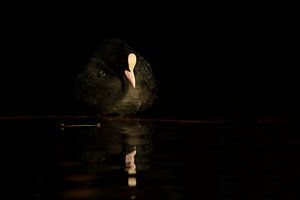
0,116,293,199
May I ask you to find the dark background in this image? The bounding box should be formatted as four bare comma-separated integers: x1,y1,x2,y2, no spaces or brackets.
0,3,298,118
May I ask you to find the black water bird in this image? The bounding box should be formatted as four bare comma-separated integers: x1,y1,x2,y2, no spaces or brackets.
75,39,157,115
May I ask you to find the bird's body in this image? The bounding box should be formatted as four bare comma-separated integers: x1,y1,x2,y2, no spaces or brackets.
75,39,156,115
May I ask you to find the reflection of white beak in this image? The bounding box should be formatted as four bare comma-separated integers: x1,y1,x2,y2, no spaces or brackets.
125,149,137,175
125,53,137,88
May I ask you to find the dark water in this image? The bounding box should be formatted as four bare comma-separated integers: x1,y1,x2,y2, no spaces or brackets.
0,116,295,199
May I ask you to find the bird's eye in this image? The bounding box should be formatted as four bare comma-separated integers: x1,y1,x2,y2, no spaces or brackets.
98,70,106,78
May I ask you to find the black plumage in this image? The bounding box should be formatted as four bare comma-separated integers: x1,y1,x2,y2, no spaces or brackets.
75,39,157,115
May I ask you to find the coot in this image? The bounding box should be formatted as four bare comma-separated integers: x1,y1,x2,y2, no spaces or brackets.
75,39,157,115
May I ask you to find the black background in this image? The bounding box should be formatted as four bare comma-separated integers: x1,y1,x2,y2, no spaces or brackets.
0,3,298,118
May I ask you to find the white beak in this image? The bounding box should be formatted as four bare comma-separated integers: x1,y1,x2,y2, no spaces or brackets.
125,69,136,88
124,53,137,88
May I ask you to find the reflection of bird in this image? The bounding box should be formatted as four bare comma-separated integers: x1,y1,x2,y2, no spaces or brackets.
75,39,157,115
55,118,153,199
61,117,153,172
